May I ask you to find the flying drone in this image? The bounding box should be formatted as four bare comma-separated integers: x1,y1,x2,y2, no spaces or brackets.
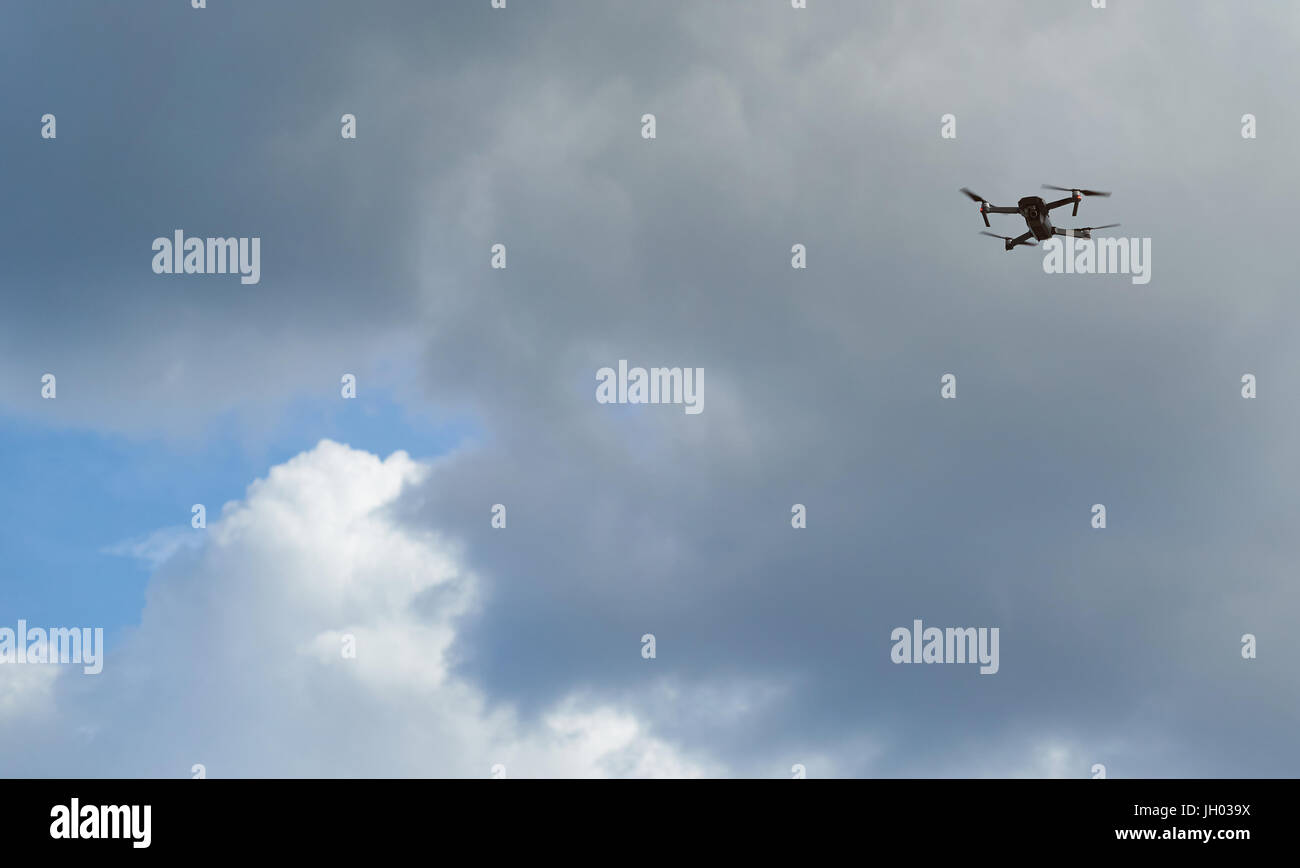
959,185,1120,251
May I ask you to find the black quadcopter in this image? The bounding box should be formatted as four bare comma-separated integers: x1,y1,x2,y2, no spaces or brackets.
959,185,1120,250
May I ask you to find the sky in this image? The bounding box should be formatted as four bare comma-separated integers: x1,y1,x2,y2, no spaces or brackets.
0,0,1297,778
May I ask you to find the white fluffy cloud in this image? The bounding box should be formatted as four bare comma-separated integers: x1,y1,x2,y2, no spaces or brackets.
0,663,59,723
0,440,720,778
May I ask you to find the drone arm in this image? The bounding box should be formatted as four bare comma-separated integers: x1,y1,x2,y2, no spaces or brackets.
1046,195,1079,215
961,189,1018,227
1009,231,1035,249
978,204,1016,226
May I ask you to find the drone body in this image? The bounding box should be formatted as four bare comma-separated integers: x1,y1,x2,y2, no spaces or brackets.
959,185,1119,251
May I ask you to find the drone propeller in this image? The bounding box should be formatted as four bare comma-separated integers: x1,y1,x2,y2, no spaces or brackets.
1043,184,1110,216
1042,185,1111,197
980,231,1036,249
1077,223,1120,231
960,188,992,227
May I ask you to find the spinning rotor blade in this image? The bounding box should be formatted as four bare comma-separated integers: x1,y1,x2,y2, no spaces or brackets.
1077,223,1121,231
1042,184,1111,197
962,188,992,225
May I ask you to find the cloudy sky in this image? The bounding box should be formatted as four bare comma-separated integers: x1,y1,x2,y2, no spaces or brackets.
1,0,1296,777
